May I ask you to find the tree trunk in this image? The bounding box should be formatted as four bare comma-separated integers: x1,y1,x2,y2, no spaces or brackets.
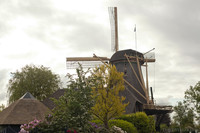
104,120,109,129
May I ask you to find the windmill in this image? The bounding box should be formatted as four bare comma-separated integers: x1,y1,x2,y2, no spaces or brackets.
66,7,172,130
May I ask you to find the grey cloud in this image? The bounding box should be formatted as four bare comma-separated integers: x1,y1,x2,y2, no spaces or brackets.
156,95,183,106
0,69,8,83
24,10,110,52
2,0,54,18
0,69,9,104
0,0,54,40
156,95,173,106
0,92,7,103
0,0,111,52
119,0,200,52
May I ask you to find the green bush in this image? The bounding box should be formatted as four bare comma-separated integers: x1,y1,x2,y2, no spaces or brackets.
118,112,156,133
91,119,137,133
160,124,168,133
109,119,137,133
117,113,135,124
148,115,156,133
132,112,150,133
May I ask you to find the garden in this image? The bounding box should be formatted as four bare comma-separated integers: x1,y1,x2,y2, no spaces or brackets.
19,64,156,133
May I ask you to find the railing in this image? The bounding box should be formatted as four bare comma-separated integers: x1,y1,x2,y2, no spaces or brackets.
143,104,173,111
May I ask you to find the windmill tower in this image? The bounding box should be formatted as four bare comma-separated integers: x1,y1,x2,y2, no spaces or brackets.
66,7,172,130
110,49,150,113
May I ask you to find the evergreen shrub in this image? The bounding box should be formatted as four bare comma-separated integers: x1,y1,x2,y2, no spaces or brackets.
118,112,156,133
132,112,150,133
109,119,137,133
148,115,156,133
117,113,135,124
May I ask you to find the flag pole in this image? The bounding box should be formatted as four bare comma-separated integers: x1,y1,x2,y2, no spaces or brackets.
134,24,137,50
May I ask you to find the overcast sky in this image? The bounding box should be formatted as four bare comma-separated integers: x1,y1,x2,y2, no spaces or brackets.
1,0,200,107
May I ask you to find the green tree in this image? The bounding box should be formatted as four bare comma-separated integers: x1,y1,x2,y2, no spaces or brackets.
63,65,94,132
91,64,128,129
38,65,94,132
173,101,195,130
0,104,5,112
7,64,61,103
184,81,200,122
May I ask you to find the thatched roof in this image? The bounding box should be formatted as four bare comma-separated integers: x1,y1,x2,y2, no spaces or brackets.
42,89,66,110
0,92,51,125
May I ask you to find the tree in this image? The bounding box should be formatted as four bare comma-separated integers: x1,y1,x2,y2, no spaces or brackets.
7,64,61,103
62,65,94,132
173,101,195,130
91,64,128,129
184,81,200,122
37,65,94,133
0,104,5,112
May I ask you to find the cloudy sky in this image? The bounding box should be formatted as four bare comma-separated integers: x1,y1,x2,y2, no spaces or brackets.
0,0,200,107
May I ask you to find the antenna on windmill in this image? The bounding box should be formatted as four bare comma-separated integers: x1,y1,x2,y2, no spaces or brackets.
134,24,137,50
108,7,119,52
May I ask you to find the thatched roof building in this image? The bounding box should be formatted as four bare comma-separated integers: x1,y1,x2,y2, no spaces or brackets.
42,89,66,110
0,92,51,132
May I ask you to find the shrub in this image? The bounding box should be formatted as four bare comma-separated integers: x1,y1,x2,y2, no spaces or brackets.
19,119,42,133
148,115,156,133
132,112,150,133
160,124,168,132
110,126,127,133
109,119,137,133
118,112,156,133
117,113,135,124
91,119,137,133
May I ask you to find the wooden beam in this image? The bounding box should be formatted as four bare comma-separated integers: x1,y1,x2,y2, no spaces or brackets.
144,58,156,62
66,57,110,61
124,79,147,100
114,7,118,52
136,56,149,103
93,54,110,67
145,58,150,104
124,54,147,94
136,56,146,92
126,55,156,63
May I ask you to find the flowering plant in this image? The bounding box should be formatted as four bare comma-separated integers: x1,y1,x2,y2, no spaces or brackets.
110,126,127,133
66,129,77,133
19,119,41,133
89,122,102,129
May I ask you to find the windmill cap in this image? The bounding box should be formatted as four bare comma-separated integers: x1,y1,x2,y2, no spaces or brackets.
110,49,144,63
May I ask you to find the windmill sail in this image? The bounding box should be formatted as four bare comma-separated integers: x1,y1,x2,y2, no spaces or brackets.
66,56,109,69
108,7,119,52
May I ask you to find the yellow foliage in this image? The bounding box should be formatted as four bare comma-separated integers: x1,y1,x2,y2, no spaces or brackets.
91,64,128,128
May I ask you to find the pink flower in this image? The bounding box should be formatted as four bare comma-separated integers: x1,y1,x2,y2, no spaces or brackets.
66,130,71,133
19,128,28,133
